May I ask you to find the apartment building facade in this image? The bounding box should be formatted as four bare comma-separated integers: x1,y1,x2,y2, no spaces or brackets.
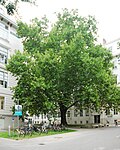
0,5,23,129
66,107,119,126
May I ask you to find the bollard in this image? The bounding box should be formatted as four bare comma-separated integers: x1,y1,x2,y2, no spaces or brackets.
8,125,11,136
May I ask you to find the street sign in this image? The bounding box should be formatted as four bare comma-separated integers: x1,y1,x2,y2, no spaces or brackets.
14,105,22,116
14,111,22,116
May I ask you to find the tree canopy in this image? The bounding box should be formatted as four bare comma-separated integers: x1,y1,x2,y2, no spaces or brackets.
6,9,120,125
0,0,36,15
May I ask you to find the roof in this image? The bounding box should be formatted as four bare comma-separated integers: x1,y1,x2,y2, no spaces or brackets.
0,12,17,29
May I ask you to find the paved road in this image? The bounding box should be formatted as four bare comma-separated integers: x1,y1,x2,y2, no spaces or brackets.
0,126,120,150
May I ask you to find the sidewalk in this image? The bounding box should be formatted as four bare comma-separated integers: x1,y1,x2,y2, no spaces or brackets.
0,128,89,144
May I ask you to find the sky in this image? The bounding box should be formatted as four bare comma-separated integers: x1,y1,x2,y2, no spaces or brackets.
18,0,120,44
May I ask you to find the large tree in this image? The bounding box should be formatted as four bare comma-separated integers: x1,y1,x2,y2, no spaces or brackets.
0,0,36,15
6,9,120,125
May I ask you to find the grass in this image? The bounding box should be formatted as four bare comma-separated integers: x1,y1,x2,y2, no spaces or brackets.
0,129,76,140
0,131,10,138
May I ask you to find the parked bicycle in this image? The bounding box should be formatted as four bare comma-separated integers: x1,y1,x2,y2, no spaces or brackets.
16,125,33,137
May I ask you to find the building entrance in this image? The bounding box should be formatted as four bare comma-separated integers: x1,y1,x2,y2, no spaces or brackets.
94,115,100,124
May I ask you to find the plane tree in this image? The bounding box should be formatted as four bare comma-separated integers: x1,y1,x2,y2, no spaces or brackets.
6,9,120,125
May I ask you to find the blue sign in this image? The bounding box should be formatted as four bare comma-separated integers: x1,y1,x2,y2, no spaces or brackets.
14,111,22,116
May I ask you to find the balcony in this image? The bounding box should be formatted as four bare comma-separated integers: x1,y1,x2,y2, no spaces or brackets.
0,27,9,42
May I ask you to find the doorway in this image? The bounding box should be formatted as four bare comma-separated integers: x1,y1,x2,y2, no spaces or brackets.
94,115,100,124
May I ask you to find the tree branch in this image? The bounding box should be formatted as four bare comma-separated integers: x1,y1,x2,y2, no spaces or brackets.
67,100,79,110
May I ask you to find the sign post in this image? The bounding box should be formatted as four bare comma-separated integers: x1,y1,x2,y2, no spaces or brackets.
12,117,15,136
14,105,22,131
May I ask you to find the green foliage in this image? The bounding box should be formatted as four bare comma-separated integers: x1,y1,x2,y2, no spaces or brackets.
17,17,49,54
0,0,36,15
0,0,5,5
5,2,15,15
6,9,120,124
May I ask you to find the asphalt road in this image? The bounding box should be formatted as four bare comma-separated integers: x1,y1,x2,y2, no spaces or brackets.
0,126,120,150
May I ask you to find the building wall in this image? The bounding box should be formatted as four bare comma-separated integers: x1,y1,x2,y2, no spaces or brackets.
106,38,120,85
66,107,120,126
0,6,23,129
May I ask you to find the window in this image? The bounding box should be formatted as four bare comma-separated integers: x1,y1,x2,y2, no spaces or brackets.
85,110,89,116
0,47,8,64
74,121,77,124
114,109,118,115
0,22,9,40
41,114,43,119
0,71,8,88
80,121,82,124
105,109,110,115
0,22,8,30
114,65,117,69
74,109,78,117
80,109,83,116
0,80,3,85
44,114,47,119
117,42,120,49
117,56,120,63
67,111,70,117
0,96,4,110
86,120,88,124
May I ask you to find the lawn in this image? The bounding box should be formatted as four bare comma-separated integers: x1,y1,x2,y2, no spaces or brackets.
0,129,75,140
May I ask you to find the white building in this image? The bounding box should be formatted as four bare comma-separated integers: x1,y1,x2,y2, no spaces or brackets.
105,38,120,85
66,107,120,126
0,5,23,129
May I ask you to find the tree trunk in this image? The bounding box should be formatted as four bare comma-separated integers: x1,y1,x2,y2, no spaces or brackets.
59,103,67,126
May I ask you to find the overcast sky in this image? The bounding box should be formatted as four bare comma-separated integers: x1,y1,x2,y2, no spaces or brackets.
19,0,120,43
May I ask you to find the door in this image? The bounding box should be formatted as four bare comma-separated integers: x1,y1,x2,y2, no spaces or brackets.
94,115,100,124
